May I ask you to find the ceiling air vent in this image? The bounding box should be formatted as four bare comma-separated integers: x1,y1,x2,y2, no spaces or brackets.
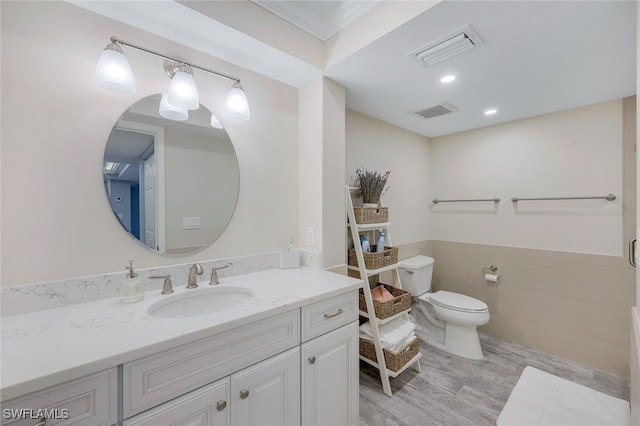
409,24,484,67
414,102,458,119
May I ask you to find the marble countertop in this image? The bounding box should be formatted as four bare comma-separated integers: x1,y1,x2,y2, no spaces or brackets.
1,268,363,401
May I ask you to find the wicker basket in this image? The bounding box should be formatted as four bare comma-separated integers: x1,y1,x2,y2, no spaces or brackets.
353,207,389,224
359,336,420,372
348,246,398,270
359,284,411,320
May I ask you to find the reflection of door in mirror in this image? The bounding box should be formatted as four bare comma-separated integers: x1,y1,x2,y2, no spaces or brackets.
143,153,156,251
103,94,239,256
104,120,166,252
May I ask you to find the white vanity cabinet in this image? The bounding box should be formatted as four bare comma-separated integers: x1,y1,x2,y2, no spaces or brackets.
122,311,300,419
124,378,230,426
230,347,300,425
124,291,359,426
1,285,361,426
301,322,359,426
0,368,117,426
300,291,359,426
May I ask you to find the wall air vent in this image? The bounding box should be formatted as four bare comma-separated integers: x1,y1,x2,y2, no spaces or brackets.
409,24,484,67
413,102,459,119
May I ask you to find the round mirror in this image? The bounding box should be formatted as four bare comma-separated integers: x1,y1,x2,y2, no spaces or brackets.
103,94,239,255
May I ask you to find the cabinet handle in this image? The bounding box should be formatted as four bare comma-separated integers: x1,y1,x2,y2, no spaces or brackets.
308,356,316,364
240,389,250,399
323,308,343,319
34,419,47,426
216,400,227,411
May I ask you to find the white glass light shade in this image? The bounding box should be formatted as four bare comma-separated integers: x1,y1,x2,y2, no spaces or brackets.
159,94,188,121
210,113,223,129
224,82,250,121
94,46,136,95
167,68,199,110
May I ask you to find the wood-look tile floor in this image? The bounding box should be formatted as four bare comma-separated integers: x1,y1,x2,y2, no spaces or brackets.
359,333,629,426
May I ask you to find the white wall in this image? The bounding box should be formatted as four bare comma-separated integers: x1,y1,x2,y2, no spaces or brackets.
164,129,239,252
1,1,299,285
430,100,624,256
345,109,432,245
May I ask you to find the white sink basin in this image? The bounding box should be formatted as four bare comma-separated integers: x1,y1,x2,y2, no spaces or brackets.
148,286,255,318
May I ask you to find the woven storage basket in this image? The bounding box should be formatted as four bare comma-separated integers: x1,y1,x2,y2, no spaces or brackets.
359,284,411,320
359,336,419,372
348,246,398,270
353,207,389,224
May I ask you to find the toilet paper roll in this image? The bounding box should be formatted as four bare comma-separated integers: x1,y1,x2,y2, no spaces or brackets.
485,273,500,282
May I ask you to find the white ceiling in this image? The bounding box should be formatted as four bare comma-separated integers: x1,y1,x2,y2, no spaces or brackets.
70,0,637,138
250,0,382,41
324,0,637,137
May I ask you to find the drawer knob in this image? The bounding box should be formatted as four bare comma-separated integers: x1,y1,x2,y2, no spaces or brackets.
308,356,316,364
240,389,250,399
323,308,343,319
217,400,227,411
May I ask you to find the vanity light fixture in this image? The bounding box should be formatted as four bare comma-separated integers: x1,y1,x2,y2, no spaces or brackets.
224,82,251,121
94,40,136,95
166,63,199,111
159,93,189,121
95,36,250,123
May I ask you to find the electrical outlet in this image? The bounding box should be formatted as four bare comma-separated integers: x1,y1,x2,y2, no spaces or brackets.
306,226,315,246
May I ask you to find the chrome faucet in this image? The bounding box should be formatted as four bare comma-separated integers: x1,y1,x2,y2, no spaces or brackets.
209,264,230,285
187,263,203,289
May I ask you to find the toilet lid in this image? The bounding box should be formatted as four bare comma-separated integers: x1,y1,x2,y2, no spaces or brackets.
427,291,488,313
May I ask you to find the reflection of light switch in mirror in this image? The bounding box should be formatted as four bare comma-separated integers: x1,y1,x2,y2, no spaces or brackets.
183,217,201,230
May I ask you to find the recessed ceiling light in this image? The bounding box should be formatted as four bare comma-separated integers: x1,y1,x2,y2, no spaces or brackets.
484,108,498,115
440,75,456,83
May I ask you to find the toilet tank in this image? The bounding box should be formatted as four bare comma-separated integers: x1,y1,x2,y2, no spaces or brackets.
398,255,435,296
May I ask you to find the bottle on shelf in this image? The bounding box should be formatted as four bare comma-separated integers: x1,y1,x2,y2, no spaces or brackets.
360,235,371,253
376,230,385,252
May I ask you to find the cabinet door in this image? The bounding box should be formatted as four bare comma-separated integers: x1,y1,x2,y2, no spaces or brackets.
230,347,300,426
123,378,230,426
1,368,117,426
301,321,359,426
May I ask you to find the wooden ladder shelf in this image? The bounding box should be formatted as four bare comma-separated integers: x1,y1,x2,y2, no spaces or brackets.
346,185,421,397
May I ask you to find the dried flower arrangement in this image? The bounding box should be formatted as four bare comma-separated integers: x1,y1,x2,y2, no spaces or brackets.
354,168,390,205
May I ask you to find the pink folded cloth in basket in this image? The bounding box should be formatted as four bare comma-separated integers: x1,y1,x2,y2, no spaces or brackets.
371,285,395,302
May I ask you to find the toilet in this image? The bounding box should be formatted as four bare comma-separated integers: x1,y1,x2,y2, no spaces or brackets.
398,255,490,360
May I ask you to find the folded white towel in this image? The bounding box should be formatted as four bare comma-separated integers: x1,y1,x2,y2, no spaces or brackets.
359,332,416,353
359,318,415,350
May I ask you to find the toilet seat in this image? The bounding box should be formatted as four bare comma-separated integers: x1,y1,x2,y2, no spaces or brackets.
420,290,488,313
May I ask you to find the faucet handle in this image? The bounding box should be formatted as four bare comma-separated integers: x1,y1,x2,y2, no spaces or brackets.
209,263,231,286
209,268,221,285
150,274,174,294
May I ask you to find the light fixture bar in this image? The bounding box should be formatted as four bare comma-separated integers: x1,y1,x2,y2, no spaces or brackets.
110,36,240,84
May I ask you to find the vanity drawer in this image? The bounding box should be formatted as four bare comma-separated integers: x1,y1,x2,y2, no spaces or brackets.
1,368,117,426
123,310,299,418
301,291,358,342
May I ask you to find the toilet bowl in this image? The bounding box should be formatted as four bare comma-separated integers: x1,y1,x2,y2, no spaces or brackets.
399,255,490,360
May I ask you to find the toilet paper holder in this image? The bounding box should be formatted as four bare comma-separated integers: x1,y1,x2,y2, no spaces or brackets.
482,265,502,282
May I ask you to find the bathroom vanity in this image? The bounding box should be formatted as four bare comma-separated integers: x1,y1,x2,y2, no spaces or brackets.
1,268,362,426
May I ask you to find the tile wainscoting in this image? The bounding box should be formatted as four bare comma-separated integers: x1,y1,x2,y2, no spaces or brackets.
389,240,634,377
1,250,321,317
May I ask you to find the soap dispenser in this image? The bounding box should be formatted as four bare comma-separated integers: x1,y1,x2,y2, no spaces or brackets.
120,260,144,304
